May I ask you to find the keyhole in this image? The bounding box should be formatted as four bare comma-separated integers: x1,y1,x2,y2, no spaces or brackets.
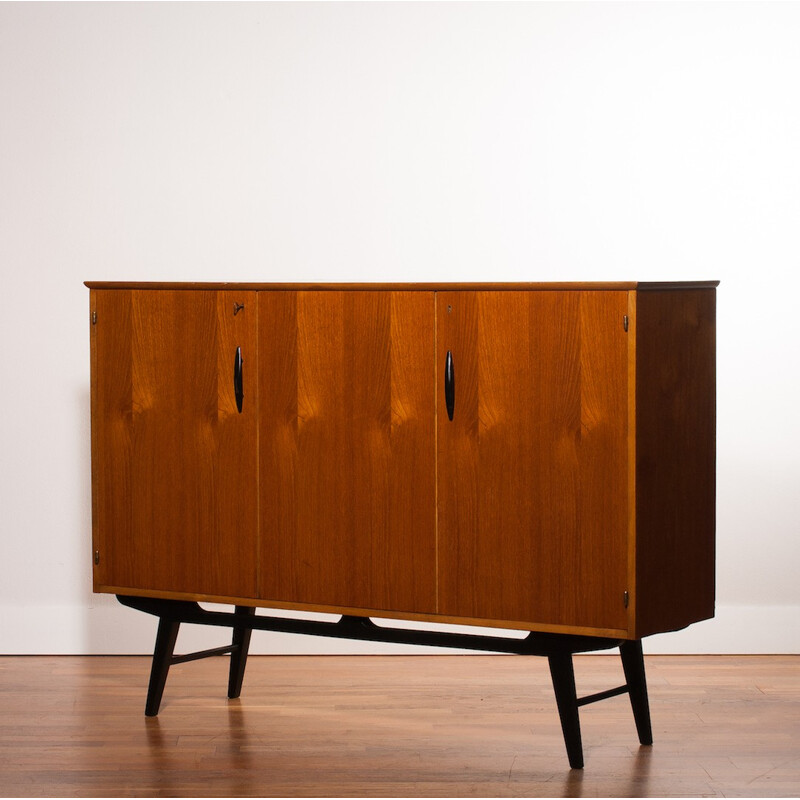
233,303,245,316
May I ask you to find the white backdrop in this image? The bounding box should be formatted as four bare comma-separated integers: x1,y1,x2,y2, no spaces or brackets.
1,2,798,655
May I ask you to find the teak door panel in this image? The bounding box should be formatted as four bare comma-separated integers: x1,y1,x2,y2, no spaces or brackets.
258,291,436,614
90,289,258,598
436,291,629,632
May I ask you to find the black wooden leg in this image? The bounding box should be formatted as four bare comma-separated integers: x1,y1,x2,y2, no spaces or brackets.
145,617,180,717
228,606,256,699
548,652,584,769
620,639,653,746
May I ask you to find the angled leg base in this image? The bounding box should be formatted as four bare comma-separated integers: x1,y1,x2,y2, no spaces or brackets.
228,606,256,699
121,596,652,769
620,639,653,745
548,652,584,769
145,617,180,717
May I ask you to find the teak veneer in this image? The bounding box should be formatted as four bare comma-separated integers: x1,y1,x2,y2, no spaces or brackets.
87,280,717,769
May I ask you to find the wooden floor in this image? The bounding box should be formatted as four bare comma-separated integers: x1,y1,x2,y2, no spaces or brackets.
0,655,798,797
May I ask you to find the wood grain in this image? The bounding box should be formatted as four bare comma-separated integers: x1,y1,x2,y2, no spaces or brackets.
577,291,630,630
258,291,436,614
634,288,716,637
1,654,797,797
90,289,133,589
437,292,629,632
91,289,258,598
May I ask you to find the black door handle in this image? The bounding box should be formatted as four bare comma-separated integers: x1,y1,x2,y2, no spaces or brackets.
444,350,454,421
234,347,244,413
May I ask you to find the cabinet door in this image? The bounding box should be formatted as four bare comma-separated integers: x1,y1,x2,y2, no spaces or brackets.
90,289,258,598
436,291,630,633
259,291,436,614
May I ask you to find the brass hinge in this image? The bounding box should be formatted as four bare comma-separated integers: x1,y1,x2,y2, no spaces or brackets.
623,315,629,332
623,590,629,609
91,311,97,325
94,550,100,565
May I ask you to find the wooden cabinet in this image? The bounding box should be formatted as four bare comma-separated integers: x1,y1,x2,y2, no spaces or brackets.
88,282,716,641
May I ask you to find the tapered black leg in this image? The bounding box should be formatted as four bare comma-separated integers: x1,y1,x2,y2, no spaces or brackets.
548,652,584,769
145,617,180,717
619,639,653,746
227,606,256,699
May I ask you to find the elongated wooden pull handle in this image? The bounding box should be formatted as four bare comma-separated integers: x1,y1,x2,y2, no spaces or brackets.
234,347,244,413
445,350,455,421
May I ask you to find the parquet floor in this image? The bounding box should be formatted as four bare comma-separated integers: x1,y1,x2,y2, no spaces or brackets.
0,655,798,797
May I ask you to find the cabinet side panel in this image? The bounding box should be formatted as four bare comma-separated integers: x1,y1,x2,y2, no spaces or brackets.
91,290,133,589
635,289,716,637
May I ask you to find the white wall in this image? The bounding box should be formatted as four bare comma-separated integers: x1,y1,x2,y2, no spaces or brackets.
1,2,798,655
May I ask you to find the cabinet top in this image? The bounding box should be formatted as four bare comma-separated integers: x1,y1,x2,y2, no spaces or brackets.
85,281,719,291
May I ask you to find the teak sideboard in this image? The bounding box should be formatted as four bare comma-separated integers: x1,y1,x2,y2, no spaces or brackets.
87,281,717,769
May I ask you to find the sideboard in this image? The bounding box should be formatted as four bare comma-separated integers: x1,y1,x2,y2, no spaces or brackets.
87,281,717,768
